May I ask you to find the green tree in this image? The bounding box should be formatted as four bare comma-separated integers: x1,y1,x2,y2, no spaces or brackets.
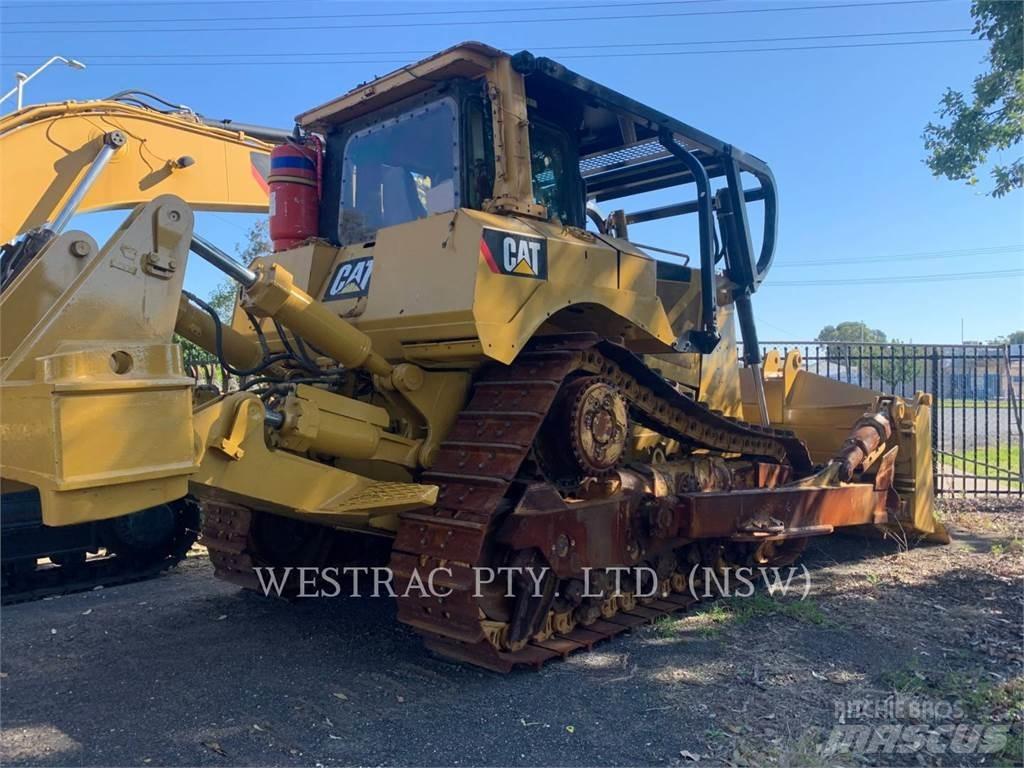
205,219,272,322
816,322,922,387
816,321,888,345
236,219,272,266
989,330,1024,344
923,1,1024,197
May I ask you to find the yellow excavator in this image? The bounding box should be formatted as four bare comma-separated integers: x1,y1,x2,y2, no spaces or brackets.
0,91,286,601
0,44,945,666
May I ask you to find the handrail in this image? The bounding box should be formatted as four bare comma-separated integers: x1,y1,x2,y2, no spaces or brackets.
657,131,718,353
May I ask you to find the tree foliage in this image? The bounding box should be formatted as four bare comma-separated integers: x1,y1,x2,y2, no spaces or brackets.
206,219,272,321
816,321,888,345
923,1,1024,197
816,322,922,387
990,330,1024,345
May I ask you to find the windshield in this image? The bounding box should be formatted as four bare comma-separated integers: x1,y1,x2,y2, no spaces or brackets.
339,98,459,245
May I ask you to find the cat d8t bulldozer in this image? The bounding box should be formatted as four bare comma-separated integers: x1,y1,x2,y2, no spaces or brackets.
0,43,945,669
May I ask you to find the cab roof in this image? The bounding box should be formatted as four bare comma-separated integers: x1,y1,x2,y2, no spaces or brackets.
296,42,502,130
297,42,774,200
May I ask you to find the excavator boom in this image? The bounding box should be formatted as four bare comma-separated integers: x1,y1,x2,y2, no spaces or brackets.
0,98,283,245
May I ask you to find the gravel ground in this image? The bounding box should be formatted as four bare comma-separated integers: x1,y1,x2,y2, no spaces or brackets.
1,499,1021,768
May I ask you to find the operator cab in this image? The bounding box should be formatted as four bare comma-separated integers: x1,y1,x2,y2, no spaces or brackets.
300,42,776,361
311,49,587,248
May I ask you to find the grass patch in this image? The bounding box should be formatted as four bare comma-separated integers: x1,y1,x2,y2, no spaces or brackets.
880,666,928,694
948,444,1021,483
728,593,830,625
950,674,1024,766
691,594,832,637
989,538,1023,559
936,399,1013,410
651,614,680,638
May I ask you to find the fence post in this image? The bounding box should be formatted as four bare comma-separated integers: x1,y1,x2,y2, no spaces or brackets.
930,346,940,496
1003,345,1024,493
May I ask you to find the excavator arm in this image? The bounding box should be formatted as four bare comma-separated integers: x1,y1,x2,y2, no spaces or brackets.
0,98,283,246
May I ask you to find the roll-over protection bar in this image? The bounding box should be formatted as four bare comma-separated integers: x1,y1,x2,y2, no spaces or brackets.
510,51,778,362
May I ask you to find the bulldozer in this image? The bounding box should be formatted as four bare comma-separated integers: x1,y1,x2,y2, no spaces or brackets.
0,43,945,669
0,92,287,601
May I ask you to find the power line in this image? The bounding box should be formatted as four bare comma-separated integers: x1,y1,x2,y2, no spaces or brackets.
0,39,981,69
0,28,972,61
770,268,1024,286
1,0,679,7
775,244,1024,268
554,38,979,57
3,0,715,24
0,0,953,35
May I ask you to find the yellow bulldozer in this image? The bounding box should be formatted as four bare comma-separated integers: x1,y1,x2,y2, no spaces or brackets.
0,43,945,669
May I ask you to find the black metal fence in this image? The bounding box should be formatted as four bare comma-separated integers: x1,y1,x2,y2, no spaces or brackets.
750,342,1023,497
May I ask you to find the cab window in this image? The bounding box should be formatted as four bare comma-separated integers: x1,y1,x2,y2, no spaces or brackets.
529,120,583,227
339,98,460,245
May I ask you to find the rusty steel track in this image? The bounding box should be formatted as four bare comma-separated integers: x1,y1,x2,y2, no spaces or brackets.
202,503,265,591
201,500,384,593
195,333,816,671
202,503,336,592
389,333,812,671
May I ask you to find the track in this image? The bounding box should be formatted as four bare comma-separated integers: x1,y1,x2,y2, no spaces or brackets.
1,497,200,605
389,333,812,671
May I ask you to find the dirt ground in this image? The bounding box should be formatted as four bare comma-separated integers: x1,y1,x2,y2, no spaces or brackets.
1,498,1021,767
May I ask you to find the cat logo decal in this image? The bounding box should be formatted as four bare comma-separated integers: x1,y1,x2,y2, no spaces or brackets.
480,229,547,280
324,256,373,301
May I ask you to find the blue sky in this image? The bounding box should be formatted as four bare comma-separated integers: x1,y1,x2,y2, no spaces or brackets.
2,0,1022,343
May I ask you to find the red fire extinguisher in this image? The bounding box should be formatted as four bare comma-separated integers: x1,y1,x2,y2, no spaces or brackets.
268,134,322,252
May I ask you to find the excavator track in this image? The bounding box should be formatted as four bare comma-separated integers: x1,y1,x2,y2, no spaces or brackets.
390,333,812,672
1,497,200,605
